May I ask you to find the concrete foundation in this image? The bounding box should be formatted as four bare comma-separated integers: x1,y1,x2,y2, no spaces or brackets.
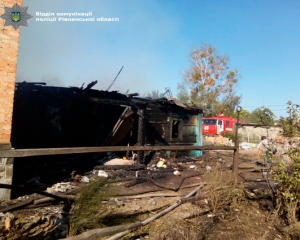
0,144,13,199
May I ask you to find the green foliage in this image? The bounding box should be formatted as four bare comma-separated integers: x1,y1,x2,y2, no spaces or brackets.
177,44,241,116
250,107,275,125
221,131,242,142
272,148,300,225
68,178,115,236
273,148,300,201
279,101,300,137
239,107,275,125
239,109,252,122
272,101,300,226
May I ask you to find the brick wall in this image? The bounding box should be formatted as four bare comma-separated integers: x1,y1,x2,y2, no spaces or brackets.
0,0,23,199
0,0,23,143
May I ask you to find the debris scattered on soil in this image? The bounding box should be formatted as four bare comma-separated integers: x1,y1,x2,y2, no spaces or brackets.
0,150,290,239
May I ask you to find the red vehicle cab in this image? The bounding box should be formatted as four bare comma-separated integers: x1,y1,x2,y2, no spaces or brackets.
202,115,237,135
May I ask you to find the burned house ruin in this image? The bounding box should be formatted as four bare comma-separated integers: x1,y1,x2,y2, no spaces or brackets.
12,82,203,156
8,82,203,197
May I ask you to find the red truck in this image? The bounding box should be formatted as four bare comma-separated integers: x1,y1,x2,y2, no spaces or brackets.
202,115,237,135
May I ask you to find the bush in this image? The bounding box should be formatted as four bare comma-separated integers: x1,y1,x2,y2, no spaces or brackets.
271,101,300,234
273,148,300,225
221,131,242,142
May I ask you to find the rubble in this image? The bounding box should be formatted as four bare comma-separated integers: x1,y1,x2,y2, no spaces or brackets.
80,176,90,183
0,150,286,239
97,170,108,178
0,198,69,239
47,182,76,194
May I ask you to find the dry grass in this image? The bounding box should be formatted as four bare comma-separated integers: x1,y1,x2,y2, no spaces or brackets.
132,167,247,240
141,167,280,240
67,156,285,239
68,177,116,237
203,165,244,216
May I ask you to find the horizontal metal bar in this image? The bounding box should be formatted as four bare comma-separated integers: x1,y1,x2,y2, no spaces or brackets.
0,145,237,158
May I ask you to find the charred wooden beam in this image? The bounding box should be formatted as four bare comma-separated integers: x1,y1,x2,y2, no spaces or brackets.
89,97,148,108
102,107,133,146
126,93,139,97
84,80,98,90
17,81,46,86
0,145,237,158
0,197,36,213
0,184,73,201
89,97,132,107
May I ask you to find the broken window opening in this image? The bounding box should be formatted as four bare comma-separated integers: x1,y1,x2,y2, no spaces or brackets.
172,120,181,139
203,119,217,125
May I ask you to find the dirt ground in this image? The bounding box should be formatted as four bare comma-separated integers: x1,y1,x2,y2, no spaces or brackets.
0,149,289,240
96,150,286,240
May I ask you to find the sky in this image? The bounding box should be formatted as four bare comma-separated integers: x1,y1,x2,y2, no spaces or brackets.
16,0,300,119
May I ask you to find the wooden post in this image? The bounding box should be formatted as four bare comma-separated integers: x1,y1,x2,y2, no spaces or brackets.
137,107,146,164
233,124,239,184
233,148,239,184
0,145,237,158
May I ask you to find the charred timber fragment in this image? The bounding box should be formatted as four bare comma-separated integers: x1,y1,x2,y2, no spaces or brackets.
84,80,98,90
126,93,139,97
0,197,36,213
102,107,133,146
0,184,72,201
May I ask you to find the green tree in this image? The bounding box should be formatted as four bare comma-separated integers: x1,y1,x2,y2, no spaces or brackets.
250,107,275,125
279,101,300,137
239,109,252,122
215,94,241,117
177,44,241,116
